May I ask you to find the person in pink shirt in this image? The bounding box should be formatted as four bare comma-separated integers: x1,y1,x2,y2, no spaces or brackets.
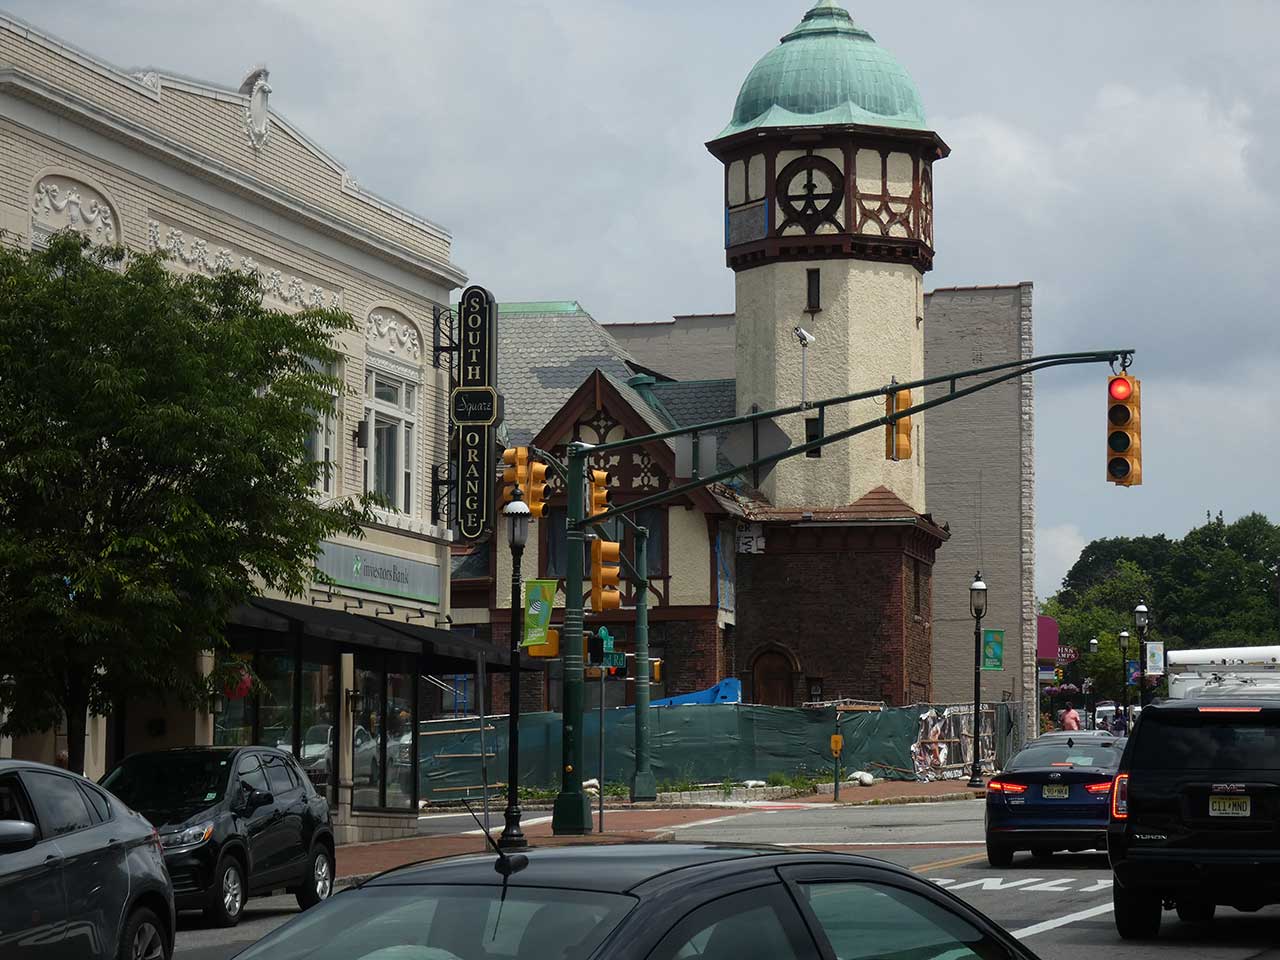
1061,701,1081,731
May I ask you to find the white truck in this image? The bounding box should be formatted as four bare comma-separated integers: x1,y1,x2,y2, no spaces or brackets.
1165,645,1280,699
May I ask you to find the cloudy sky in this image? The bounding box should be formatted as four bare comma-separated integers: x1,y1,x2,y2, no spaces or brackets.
11,1,1277,598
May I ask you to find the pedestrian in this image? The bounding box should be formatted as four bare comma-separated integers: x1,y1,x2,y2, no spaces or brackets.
1111,712,1127,735
54,750,68,769
1061,700,1081,731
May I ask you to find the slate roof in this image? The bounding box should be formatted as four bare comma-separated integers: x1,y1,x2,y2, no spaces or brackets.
714,485,949,538
648,379,736,428
451,544,490,580
494,302,638,445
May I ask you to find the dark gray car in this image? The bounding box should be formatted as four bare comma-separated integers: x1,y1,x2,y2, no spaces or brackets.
0,759,175,959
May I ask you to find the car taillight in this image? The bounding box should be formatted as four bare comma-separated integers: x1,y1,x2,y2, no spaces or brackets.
987,780,1028,794
1111,774,1129,818
1085,781,1113,795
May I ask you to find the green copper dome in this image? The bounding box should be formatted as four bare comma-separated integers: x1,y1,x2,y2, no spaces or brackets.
718,0,929,138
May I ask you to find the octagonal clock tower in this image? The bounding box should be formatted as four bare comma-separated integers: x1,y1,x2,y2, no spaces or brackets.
708,0,949,512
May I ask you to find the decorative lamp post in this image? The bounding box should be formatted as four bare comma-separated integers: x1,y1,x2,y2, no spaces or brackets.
1118,630,1131,727
968,571,988,788
1087,637,1099,728
1134,600,1150,708
499,492,530,850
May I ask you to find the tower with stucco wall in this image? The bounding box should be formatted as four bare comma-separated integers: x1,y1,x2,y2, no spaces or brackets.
707,0,948,511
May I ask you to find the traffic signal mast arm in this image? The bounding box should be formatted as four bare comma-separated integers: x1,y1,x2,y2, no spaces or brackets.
581,349,1135,527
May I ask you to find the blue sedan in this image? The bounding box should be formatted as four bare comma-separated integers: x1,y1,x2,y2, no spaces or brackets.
985,733,1126,866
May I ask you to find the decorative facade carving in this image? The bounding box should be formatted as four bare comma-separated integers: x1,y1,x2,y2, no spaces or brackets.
366,309,421,361
30,176,120,244
147,219,341,309
132,71,161,93
239,67,272,151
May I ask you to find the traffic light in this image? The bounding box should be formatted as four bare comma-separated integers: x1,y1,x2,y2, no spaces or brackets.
590,538,622,612
884,388,912,461
650,658,662,682
588,469,610,517
1106,374,1142,486
526,460,549,519
501,446,529,505
527,628,558,659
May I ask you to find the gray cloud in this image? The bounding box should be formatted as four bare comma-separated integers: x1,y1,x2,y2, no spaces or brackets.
7,0,1278,595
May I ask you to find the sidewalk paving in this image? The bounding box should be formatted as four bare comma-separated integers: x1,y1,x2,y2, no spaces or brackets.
816,779,987,806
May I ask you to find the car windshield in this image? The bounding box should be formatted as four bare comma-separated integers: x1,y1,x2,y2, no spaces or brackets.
235,884,635,960
101,751,233,812
1130,710,1280,771
1006,741,1122,771
305,725,333,747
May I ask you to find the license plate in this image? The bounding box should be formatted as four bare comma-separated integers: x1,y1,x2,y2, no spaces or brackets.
1042,785,1070,799
1209,795,1251,817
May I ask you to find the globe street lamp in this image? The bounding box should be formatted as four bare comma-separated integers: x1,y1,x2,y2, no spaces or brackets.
1118,630,1131,728
499,493,530,850
968,571,988,788
1134,600,1150,708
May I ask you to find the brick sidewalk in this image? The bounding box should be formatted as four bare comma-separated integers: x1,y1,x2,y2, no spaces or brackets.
334,807,725,881
815,779,986,805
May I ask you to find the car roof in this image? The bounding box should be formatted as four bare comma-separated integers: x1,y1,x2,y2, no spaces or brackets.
361,843,912,895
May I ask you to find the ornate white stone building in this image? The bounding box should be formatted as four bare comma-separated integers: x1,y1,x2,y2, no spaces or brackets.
0,13,495,841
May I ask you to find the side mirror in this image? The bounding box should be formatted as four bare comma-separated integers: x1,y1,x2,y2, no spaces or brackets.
0,820,39,853
249,789,274,810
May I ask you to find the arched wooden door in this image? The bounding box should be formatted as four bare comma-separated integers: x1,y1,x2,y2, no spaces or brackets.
752,651,794,707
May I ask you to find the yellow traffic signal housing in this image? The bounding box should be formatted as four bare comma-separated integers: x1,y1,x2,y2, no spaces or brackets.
527,628,559,659
650,658,662,682
501,446,529,505
588,469,610,517
526,460,549,519
590,538,622,612
884,389,912,461
1106,375,1142,486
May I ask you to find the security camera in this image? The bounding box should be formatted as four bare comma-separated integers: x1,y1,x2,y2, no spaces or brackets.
794,326,815,346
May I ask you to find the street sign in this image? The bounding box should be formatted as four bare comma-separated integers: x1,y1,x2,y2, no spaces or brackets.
598,626,615,653
1146,641,1165,677
830,734,844,757
602,652,626,670
1056,645,1079,664
982,629,1004,671
1038,667,1056,682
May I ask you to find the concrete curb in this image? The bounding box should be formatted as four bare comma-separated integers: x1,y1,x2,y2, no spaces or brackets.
837,791,985,807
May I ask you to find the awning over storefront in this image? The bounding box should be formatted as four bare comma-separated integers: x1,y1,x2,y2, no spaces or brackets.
233,598,540,673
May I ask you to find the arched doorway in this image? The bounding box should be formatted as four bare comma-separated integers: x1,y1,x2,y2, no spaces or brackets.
752,651,794,707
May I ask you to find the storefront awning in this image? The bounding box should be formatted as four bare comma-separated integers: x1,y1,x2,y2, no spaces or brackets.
234,598,540,674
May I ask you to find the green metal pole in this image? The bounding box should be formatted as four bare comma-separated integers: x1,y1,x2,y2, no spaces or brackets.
552,444,591,834
631,526,656,801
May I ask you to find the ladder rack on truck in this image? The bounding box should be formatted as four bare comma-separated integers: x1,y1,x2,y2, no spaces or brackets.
1165,646,1280,699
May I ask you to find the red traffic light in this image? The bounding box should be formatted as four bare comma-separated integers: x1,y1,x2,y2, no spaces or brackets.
1109,377,1132,401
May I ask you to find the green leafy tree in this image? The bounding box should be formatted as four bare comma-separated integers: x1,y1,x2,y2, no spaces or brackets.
0,233,372,773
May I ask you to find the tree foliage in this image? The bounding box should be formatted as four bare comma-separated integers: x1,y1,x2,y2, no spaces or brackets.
1044,511,1280,705
0,233,371,772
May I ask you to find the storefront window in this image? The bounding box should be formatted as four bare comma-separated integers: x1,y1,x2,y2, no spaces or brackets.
257,651,295,754
215,653,256,747
385,669,414,809
299,660,338,802
352,663,384,808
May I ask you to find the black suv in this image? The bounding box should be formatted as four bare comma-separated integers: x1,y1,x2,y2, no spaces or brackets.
102,746,336,926
1108,697,1280,938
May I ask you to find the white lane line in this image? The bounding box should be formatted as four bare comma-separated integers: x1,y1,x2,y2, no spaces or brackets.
777,841,984,847
1009,902,1113,940
656,815,741,832
460,815,552,836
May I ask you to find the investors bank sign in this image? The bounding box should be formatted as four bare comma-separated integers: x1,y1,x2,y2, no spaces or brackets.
316,542,441,605
453,285,500,540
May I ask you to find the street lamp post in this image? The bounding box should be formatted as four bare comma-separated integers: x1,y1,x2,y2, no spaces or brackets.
1087,637,1099,729
968,571,988,788
1134,600,1150,708
499,492,530,850
1118,630,1130,728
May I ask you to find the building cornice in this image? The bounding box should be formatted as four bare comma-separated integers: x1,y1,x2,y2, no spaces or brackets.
0,67,468,289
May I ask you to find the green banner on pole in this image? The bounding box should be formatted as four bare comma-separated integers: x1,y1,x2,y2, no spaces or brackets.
982,629,1005,671
521,580,557,647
